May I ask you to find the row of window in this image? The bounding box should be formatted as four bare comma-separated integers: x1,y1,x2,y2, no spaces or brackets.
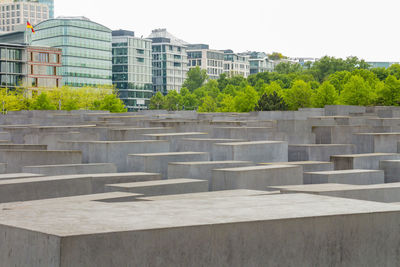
1,4,48,12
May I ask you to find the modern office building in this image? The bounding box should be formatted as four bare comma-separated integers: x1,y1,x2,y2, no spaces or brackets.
112,29,152,111
367,62,400,68
240,51,275,74
32,16,112,88
0,42,61,89
222,50,250,78
0,0,49,33
187,44,224,80
148,28,188,94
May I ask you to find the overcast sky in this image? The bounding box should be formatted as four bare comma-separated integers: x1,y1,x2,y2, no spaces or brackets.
55,0,400,61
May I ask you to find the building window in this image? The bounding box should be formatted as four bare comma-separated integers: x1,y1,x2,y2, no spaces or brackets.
38,53,49,62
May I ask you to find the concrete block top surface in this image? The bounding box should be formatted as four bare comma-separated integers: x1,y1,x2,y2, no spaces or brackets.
0,172,160,185
260,161,332,165
181,138,244,142
22,163,115,168
59,140,168,144
129,152,209,157
168,161,253,166
107,179,206,188
138,189,276,201
289,144,353,147
0,173,43,180
0,193,399,237
214,165,299,172
331,153,400,158
270,182,400,193
143,132,208,137
215,141,286,146
304,169,383,175
353,132,400,136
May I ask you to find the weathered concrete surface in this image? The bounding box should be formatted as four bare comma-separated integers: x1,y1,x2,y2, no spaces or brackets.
352,133,400,153
142,132,209,151
176,138,244,159
168,161,254,189
0,173,43,181
259,161,334,172
331,153,400,170
0,163,6,174
0,172,160,203
22,163,118,176
288,144,354,161
0,150,82,173
211,165,302,191
127,152,210,179
213,141,288,162
0,144,47,150
105,179,208,196
303,169,385,185
1,194,400,266
58,140,169,171
106,127,174,141
271,183,400,203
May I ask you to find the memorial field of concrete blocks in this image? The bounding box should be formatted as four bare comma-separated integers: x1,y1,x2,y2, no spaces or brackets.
4,106,400,265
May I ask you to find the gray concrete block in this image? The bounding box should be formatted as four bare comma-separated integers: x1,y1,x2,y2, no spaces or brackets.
213,141,288,162
142,132,209,151
176,138,244,159
1,194,400,266
303,169,385,185
0,173,43,181
353,133,400,153
211,165,303,191
168,161,254,189
58,141,170,171
289,144,354,162
127,152,210,179
0,172,160,203
107,127,174,141
259,161,334,172
22,163,117,176
331,153,400,170
105,178,208,196
0,144,47,150
271,183,400,203
0,163,6,174
379,160,400,183
0,150,82,173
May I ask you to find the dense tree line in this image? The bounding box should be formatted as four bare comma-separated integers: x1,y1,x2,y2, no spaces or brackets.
0,86,126,113
150,56,400,112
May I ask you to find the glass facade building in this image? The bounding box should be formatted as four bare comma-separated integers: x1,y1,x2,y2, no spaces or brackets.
0,0,49,32
0,44,25,87
148,29,188,94
37,0,53,18
187,44,225,80
112,30,152,111
32,16,112,87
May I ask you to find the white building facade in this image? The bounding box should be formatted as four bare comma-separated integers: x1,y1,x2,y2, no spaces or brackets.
0,0,49,32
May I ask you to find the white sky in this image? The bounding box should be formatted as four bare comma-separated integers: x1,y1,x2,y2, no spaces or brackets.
55,0,400,61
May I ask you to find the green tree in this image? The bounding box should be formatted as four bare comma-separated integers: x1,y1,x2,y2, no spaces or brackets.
149,92,165,110
217,94,235,112
233,85,259,112
268,52,285,60
217,73,228,91
198,95,217,112
255,92,288,111
164,90,182,111
31,93,56,110
339,75,374,106
182,66,208,92
312,81,338,108
275,62,302,74
179,87,198,110
376,75,400,106
284,80,313,110
96,94,127,113
259,81,283,97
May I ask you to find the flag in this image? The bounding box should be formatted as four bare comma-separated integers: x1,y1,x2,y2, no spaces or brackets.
26,21,35,33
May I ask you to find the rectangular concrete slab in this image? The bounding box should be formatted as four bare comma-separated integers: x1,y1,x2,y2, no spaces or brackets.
105,178,208,197
213,141,288,162
289,144,354,161
259,161,334,172
331,153,400,170
303,169,385,185
127,152,210,179
22,163,118,176
380,160,400,183
1,194,400,266
270,183,400,203
211,165,303,191
168,161,254,189
0,150,82,173
0,172,161,203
